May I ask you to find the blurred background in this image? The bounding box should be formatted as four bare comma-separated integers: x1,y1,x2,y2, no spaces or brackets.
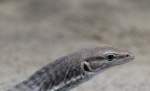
0,0,150,91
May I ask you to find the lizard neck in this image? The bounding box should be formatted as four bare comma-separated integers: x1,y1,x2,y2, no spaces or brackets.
14,57,87,91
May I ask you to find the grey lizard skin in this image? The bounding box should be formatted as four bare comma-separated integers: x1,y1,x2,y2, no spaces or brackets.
7,47,134,91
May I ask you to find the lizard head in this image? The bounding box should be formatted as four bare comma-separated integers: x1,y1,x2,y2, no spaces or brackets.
81,47,134,73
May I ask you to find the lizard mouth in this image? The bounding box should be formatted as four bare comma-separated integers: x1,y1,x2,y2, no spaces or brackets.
115,55,135,65
82,53,134,73
87,56,134,73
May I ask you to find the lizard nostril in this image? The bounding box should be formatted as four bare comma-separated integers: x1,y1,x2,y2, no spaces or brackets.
125,52,135,59
126,54,129,57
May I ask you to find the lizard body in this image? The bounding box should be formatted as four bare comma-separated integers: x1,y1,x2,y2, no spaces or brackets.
8,47,134,91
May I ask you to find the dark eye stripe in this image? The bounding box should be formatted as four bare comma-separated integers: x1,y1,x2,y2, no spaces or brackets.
85,56,104,62
118,55,128,58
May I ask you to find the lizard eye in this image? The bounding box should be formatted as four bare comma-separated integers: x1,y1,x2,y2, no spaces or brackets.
106,54,115,61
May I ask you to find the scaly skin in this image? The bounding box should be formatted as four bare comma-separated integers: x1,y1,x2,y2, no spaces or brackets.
8,47,134,91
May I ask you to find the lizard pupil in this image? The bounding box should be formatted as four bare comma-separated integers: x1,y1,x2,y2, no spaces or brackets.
107,55,114,61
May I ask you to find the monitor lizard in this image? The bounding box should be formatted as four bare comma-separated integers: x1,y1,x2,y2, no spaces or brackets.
7,46,134,91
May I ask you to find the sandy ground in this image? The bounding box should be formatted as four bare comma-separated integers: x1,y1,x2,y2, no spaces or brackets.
0,0,150,91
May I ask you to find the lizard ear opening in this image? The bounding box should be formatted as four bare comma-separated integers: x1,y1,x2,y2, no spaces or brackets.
81,62,92,72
